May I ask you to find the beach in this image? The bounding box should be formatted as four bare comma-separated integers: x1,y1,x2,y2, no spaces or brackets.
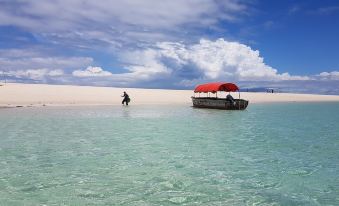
1,83,339,107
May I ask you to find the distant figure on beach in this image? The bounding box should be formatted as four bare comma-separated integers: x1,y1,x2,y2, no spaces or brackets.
121,91,130,106
267,89,274,93
226,93,235,105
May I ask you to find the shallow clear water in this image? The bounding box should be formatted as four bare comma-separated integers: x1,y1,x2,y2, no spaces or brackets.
0,103,339,205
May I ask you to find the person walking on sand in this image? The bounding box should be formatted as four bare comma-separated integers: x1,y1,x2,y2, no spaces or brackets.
121,91,130,106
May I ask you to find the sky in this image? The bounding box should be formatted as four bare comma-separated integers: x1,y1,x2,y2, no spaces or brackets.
0,0,339,94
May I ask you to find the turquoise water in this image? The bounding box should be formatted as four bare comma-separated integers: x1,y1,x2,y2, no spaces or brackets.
0,103,338,205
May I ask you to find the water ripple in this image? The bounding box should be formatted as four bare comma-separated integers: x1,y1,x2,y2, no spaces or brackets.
0,104,339,205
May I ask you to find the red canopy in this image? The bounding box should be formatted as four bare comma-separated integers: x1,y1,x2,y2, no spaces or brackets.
194,82,239,93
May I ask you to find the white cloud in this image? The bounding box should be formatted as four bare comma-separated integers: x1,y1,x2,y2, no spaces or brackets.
3,69,64,80
120,38,310,83
2,39,336,92
318,71,339,80
0,0,248,47
0,49,94,71
0,49,41,58
72,66,113,77
48,69,64,77
123,49,172,80
0,0,246,30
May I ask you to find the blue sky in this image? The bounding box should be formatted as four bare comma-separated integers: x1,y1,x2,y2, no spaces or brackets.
0,0,339,94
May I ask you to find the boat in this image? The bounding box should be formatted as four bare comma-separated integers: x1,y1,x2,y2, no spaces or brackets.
191,82,249,110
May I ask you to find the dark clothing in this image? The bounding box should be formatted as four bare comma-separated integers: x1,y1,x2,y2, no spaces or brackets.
122,93,130,105
226,94,235,105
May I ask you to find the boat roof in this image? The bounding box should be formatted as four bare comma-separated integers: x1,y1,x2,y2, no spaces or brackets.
194,82,239,93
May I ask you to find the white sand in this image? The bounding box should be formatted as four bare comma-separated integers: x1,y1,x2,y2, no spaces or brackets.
1,83,339,107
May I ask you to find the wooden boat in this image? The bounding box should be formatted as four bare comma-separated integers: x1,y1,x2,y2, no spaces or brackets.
192,82,249,110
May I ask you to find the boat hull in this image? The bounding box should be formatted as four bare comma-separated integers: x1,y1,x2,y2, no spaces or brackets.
192,97,249,110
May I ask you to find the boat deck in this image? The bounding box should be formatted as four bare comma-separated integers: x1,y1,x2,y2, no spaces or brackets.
192,97,249,110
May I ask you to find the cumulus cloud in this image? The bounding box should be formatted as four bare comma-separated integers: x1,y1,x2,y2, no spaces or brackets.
72,66,113,77
2,1,338,94
318,71,339,80
120,38,310,85
49,38,312,88
1,39,338,94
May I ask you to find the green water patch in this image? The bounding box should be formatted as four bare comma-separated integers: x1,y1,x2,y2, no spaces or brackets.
0,103,338,205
